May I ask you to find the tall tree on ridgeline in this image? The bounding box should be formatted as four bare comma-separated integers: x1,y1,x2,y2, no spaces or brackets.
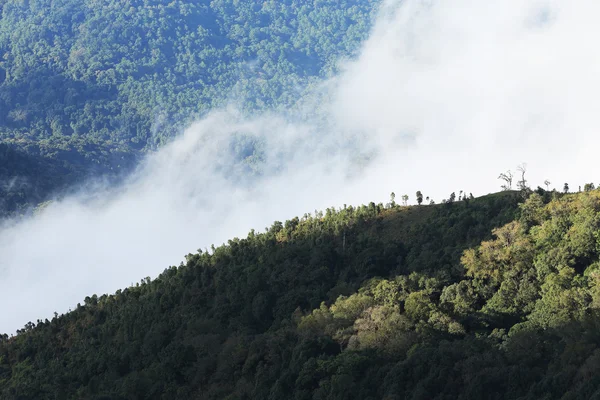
498,170,513,191
516,163,528,190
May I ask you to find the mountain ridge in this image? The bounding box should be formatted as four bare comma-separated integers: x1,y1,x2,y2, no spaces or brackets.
0,190,532,398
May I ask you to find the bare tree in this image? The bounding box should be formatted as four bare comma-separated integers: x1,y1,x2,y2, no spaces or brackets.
498,170,513,191
544,179,551,191
516,163,528,190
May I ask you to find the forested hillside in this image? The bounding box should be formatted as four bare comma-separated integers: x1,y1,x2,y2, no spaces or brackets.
0,139,137,216
0,0,378,148
9,188,600,399
5,1,600,398
0,0,380,215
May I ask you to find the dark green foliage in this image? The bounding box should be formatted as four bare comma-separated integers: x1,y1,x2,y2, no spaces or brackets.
0,141,137,216
0,192,528,399
416,190,423,206
6,190,600,398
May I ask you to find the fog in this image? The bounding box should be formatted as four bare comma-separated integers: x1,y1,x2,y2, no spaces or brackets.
2,0,600,333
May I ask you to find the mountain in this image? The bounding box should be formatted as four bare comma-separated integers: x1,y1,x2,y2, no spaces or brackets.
8,188,600,399
0,0,378,147
0,0,381,215
0,139,138,216
3,1,600,399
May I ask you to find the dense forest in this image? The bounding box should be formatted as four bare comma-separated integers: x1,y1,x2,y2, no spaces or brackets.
0,0,381,215
0,139,137,216
5,188,600,399
4,0,600,398
0,0,378,147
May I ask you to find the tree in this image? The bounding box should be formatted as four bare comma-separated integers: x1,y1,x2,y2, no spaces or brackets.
390,192,396,207
416,191,423,206
544,180,551,191
564,183,569,193
498,171,513,191
584,183,596,192
449,192,456,203
516,164,528,190
401,194,409,206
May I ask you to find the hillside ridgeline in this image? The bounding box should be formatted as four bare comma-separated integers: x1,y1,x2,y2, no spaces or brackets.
7,189,600,398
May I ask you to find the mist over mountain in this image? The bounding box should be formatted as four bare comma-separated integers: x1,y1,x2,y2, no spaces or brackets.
2,0,600,398
0,0,381,215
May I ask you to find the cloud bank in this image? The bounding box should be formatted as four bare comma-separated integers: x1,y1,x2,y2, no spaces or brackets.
2,0,600,333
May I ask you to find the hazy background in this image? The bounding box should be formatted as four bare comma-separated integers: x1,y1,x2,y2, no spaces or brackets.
1,0,599,333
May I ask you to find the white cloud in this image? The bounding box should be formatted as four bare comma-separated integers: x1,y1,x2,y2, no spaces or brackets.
2,0,600,333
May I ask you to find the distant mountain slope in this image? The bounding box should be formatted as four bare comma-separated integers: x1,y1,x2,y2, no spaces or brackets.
0,0,381,216
0,143,68,216
0,191,530,399
0,139,137,216
0,0,380,149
